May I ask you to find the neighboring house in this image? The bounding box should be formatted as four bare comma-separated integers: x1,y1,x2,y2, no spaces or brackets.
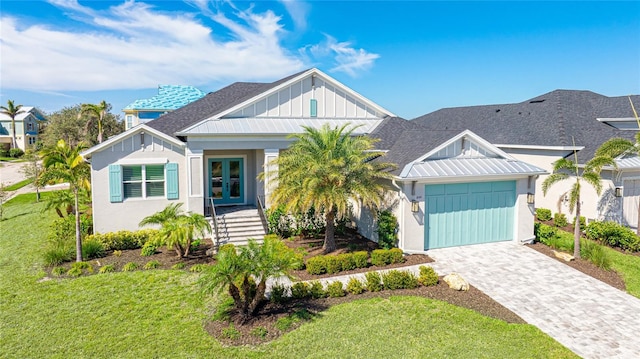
412,90,640,228
82,68,546,252
0,106,47,151
123,85,206,130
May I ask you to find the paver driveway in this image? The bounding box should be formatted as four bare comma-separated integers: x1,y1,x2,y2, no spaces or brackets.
427,242,640,359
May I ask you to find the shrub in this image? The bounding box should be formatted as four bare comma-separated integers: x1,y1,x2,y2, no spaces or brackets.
189,264,208,272
534,222,558,245
586,221,640,252
47,214,93,253
573,216,587,231
266,205,294,238
291,282,310,299
535,208,552,221
325,256,342,274
275,316,294,331
580,240,612,270
371,248,404,266
337,253,356,271
43,246,74,266
382,270,419,290
144,260,161,270
306,256,327,275
352,251,369,268
66,261,93,277
140,242,158,257
0,149,8,158
291,253,305,270
376,210,398,249
99,264,116,274
326,281,345,297
250,327,268,339
346,277,365,295
87,229,158,251
51,266,66,276
553,213,568,228
389,248,404,264
67,267,82,277
171,262,186,270
190,238,202,251
122,262,138,272
222,324,241,340
309,281,326,299
113,250,122,257
82,239,105,259
365,271,383,292
270,283,289,304
9,148,24,158
418,266,439,286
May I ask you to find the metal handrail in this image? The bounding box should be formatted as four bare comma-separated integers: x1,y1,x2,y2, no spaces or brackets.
256,195,268,233
209,197,221,251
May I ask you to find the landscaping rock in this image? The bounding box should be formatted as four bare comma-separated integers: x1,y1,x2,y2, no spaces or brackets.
552,250,574,262
443,273,469,291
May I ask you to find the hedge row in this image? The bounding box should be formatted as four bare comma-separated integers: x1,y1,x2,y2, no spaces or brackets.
86,229,159,251
305,248,405,275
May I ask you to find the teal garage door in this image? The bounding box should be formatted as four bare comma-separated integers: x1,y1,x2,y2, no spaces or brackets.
424,181,516,250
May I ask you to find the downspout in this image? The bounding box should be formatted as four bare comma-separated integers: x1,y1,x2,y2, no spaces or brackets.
391,179,404,250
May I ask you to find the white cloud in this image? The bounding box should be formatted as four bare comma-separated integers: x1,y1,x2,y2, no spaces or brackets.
279,0,309,32
303,35,380,77
0,0,305,91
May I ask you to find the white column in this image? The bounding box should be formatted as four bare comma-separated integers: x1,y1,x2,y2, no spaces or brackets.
186,148,204,213
263,149,279,208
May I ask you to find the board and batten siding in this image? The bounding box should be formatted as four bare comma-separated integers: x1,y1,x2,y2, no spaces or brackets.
227,76,384,119
90,132,187,234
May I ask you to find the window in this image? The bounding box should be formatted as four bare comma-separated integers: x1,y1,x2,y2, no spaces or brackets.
28,137,36,145
122,165,165,199
27,122,34,131
126,115,133,129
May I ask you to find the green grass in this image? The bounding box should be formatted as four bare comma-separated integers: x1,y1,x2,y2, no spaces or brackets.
4,178,33,191
0,193,577,358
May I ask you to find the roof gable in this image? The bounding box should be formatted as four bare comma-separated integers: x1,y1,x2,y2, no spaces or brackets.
81,124,184,158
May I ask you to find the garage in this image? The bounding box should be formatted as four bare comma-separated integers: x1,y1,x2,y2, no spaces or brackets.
623,179,640,228
424,180,516,250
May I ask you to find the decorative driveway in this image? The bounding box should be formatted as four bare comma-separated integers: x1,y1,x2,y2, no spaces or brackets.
427,242,640,359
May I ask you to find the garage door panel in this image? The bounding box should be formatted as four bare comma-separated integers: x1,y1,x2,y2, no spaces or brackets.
623,180,640,228
425,180,516,250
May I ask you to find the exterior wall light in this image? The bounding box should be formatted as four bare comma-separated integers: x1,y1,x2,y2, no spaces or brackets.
526,193,535,204
411,200,419,213
615,187,623,197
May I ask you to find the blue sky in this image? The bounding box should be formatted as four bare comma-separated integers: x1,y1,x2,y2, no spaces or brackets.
1,0,639,119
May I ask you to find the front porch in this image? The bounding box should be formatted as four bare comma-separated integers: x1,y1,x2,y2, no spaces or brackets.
205,202,268,246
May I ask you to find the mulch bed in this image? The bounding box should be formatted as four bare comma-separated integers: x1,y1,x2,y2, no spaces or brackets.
207,279,525,347
526,242,626,291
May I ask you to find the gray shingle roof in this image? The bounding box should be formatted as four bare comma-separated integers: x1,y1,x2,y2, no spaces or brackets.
146,69,310,137
412,90,640,163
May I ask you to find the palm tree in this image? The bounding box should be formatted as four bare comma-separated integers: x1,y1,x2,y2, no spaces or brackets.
79,100,108,144
40,140,90,262
542,147,614,258
264,123,395,253
1,100,25,149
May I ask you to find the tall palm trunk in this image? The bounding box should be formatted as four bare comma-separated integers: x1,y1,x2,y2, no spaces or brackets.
574,196,581,259
11,118,17,149
74,188,83,262
323,209,336,253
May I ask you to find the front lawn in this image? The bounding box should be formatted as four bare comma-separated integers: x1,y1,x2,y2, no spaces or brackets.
0,194,576,358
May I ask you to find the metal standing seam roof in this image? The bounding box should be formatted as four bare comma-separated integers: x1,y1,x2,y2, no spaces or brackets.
404,157,547,179
123,85,206,111
177,118,383,135
615,156,640,169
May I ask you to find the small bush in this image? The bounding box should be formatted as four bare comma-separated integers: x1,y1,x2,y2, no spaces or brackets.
553,213,568,228
389,248,404,264
291,282,310,299
43,246,74,266
346,277,365,295
9,148,24,158
82,239,105,259
87,229,158,251
51,266,66,276
365,271,383,292
581,240,612,270
189,264,208,272
325,256,342,274
352,251,369,268
534,222,558,245
418,266,439,286
376,210,398,249
113,250,122,257
326,281,346,297
382,270,419,290
122,262,139,272
309,281,326,299
306,256,326,275
573,216,587,231
270,283,289,304
586,221,640,252
291,253,305,270
140,242,158,257
171,262,186,270
99,264,116,274
250,327,268,339
222,324,241,340
535,208,552,221
144,260,161,270
371,248,404,266
71,261,93,273
337,253,356,271
67,267,82,277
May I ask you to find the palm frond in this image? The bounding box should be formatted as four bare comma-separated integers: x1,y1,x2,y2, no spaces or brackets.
595,138,635,158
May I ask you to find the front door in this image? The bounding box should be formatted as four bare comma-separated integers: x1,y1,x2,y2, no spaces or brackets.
208,158,244,205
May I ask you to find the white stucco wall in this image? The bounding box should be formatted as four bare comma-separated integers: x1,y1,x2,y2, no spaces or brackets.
89,132,187,233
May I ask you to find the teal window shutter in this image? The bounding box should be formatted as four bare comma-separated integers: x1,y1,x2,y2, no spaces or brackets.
310,99,317,117
166,163,179,200
108,164,123,203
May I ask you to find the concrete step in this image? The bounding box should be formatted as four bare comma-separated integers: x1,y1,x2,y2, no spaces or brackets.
219,216,263,225
223,225,265,234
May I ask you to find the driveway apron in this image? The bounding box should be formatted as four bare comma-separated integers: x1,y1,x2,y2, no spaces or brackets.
427,242,640,359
